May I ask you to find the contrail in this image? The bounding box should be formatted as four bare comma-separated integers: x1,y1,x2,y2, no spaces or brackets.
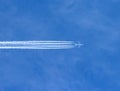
0,41,82,49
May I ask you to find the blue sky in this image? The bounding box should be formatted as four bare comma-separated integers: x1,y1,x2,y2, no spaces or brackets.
0,0,120,91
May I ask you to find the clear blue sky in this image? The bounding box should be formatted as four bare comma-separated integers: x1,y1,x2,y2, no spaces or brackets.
0,0,120,91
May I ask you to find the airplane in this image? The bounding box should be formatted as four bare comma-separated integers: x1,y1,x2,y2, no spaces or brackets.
74,41,83,48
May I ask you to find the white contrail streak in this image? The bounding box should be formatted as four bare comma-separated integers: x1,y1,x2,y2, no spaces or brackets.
0,41,82,49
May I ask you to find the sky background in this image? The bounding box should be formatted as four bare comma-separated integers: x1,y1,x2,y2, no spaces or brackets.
0,0,120,91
